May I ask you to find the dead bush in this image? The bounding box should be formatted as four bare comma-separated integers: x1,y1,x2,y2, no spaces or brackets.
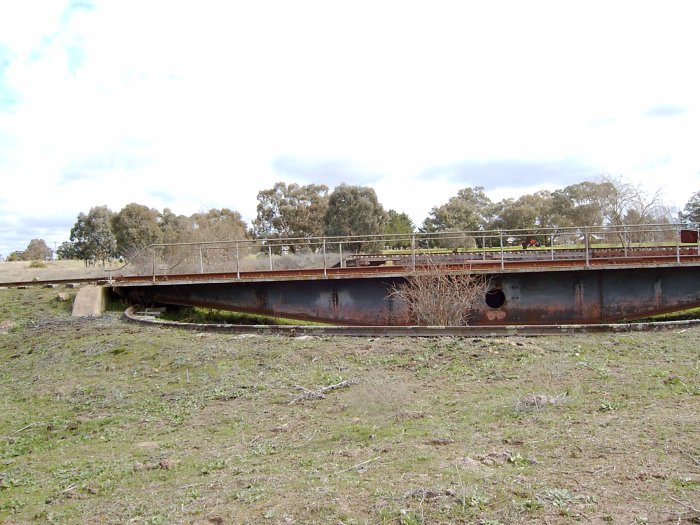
389,259,489,326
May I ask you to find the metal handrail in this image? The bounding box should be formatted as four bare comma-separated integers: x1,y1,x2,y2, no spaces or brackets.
108,223,700,280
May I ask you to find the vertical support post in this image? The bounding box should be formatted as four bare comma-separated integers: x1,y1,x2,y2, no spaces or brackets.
152,247,156,283
550,233,555,261
323,238,327,278
482,235,486,261
697,227,700,256
584,230,590,268
235,242,240,279
411,235,416,271
499,230,504,270
339,241,344,269
199,247,204,274
676,225,681,264
268,244,273,271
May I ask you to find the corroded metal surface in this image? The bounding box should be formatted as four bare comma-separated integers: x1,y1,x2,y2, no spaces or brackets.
112,259,700,326
124,306,700,336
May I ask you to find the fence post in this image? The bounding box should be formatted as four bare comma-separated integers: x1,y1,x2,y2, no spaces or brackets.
152,247,156,283
339,241,344,269
550,232,555,261
585,230,590,268
676,225,681,264
199,247,204,274
236,242,240,279
411,235,416,271
500,230,504,270
268,244,273,271
323,238,327,278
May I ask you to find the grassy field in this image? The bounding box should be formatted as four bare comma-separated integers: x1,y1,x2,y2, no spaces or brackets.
0,260,122,283
0,285,699,524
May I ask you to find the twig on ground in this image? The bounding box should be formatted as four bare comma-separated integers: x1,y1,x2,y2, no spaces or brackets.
1,422,43,441
333,456,380,476
669,495,700,514
12,422,41,435
288,379,357,405
679,448,700,467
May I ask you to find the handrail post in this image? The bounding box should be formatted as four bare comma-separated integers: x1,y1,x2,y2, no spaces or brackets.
152,247,156,283
411,235,416,271
323,238,327,278
482,234,486,261
199,247,204,274
676,225,681,264
585,230,590,268
236,242,240,279
339,241,344,268
550,232,555,260
499,230,504,270
268,244,273,271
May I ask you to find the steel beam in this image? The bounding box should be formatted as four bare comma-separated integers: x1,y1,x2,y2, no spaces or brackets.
113,264,700,326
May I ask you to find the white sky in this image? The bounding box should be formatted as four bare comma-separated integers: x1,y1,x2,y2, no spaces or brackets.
1,0,699,255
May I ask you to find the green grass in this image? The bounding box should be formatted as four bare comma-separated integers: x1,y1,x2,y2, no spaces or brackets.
1,287,698,524
158,305,327,325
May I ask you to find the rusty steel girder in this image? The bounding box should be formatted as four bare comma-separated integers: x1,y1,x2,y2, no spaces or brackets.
112,262,700,325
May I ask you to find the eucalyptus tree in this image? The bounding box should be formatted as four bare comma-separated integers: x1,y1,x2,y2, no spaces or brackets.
68,206,117,265
253,182,329,252
324,184,387,252
112,203,163,258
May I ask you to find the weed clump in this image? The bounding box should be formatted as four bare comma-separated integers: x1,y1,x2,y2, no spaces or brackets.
517,393,568,411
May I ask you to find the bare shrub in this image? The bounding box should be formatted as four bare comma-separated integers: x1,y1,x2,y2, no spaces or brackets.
389,259,489,326
517,393,568,411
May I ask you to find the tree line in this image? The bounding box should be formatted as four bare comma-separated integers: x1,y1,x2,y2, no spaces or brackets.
6,177,700,264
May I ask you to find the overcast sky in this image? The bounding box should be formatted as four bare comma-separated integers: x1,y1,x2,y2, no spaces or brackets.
1,0,699,256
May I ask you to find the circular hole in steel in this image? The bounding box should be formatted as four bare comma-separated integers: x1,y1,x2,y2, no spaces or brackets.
485,288,506,309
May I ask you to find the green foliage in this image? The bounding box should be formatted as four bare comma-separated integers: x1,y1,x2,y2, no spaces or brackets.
112,203,163,258
491,191,557,231
68,205,118,264
187,208,247,243
423,186,493,236
683,189,700,225
56,241,78,260
4,240,52,262
159,306,323,325
253,182,329,250
158,208,190,244
323,184,387,250
383,210,415,248
28,260,47,269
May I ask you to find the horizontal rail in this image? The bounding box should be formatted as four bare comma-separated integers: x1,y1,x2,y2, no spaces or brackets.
110,249,700,286
109,222,699,281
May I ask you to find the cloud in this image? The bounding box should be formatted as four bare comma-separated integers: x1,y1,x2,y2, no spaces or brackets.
58,140,154,182
643,105,687,118
0,45,17,112
421,159,600,191
272,156,382,188
0,214,75,256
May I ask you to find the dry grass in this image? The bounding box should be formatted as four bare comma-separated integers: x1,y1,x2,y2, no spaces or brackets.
0,286,699,524
0,260,121,283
